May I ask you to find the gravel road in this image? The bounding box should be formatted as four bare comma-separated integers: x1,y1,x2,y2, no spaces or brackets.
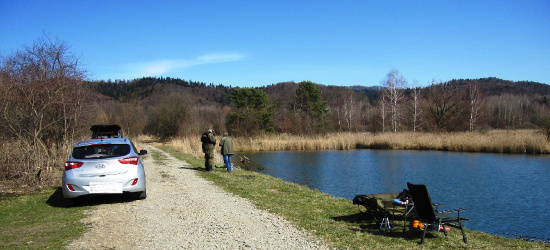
67,145,329,249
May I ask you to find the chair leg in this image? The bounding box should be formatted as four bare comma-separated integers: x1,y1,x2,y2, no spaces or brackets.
380,216,391,231
458,221,467,243
421,226,428,244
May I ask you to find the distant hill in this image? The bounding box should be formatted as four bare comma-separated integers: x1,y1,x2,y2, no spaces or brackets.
447,77,550,96
86,76,549,135
89,77,232,107
88,76,549,105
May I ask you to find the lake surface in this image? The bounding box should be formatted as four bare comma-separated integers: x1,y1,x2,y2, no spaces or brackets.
241,149,550,240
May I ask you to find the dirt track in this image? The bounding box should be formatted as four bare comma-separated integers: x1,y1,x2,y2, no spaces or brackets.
67,145,328,249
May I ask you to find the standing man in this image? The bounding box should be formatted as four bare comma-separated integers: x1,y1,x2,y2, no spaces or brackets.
201,128,216,172
219,132,234,172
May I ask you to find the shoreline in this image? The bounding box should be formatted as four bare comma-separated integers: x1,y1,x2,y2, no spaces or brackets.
158,145,549,248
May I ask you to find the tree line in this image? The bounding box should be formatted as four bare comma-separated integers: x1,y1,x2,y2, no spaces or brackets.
91,73,550,138
1,36,550,186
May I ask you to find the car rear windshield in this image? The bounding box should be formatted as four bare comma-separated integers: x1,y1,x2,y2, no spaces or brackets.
72,144,131,159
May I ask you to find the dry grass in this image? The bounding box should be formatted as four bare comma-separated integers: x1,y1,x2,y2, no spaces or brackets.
135,134,158,144
166,130,549,155
234,132,364,151
165,136,223,163
0,140,68,192
358,130,550,154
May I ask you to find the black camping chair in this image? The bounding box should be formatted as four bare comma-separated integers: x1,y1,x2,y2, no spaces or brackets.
353,194,394,226
353,192,412,232
407,182,468,244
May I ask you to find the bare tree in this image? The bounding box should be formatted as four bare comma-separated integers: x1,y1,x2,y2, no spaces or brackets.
379,91,387,132
488,94,531,128
424,80,466,131
408,81,423,132
468,81,484,132
145,92,194,140
531,105,550,142
342,90,356,131
99,100,146,138
326,94,343,131
382,70,407,132
0,34,87,182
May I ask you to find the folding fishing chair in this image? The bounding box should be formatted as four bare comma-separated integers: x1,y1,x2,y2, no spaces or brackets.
407,182,469,244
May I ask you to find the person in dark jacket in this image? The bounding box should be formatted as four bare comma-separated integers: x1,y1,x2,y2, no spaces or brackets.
219,132,234,172
201,128,216,171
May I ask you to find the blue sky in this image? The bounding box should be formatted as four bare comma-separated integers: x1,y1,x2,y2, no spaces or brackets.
1,1,549,87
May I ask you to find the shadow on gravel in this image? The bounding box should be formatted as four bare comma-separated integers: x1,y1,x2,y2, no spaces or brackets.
47,187,140,208
179,166,199,170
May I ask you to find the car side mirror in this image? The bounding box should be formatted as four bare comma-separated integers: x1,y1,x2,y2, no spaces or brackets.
139,150,148,155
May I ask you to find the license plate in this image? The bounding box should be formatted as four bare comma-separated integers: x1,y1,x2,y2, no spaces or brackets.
89,182,123,193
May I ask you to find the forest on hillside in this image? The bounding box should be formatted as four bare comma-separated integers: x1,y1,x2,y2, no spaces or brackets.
89,74,550,139
1,36,550,186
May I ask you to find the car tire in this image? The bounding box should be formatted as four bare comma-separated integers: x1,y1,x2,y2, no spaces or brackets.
63,198,74,207
63,197,80,207
134,190,147,200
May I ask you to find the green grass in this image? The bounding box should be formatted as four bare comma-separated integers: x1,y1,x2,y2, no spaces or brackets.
150,148,172,180
159,145,549,249
0,188,90,249
151,150,166,165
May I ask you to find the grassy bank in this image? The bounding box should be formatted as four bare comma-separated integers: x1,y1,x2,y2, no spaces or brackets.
0,188,89,249
166,130,550,160
159,145,548,249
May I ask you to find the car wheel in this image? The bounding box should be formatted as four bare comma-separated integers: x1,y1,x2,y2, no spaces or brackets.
63,198,74,207
134,189,147,200
63,197,80,207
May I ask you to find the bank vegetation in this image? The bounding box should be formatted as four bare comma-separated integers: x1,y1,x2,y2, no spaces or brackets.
166,130,550,163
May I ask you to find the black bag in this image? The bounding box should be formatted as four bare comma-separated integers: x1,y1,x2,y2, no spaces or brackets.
396,189,412,202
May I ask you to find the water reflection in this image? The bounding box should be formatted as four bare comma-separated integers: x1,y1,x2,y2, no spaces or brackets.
241,149,550,240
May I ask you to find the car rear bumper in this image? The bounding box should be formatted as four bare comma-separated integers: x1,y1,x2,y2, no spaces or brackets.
62,167,146,198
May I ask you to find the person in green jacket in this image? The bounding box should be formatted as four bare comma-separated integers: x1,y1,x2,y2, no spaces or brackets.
219,132,234,172
201,128,216,172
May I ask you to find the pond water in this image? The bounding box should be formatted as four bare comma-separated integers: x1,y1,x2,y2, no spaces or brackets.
241,149,550,240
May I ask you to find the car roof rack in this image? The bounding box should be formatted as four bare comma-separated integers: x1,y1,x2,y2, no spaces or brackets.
90,124,123,139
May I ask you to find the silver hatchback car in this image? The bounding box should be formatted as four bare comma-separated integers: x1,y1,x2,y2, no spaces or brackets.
62,138,147,200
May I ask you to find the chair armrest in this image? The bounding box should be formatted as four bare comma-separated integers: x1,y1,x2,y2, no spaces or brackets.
439,208,466,214
432,203,444,212
439,208,467,219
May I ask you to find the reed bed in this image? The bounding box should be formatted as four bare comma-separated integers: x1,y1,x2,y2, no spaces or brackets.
165,130,549,155
233,132,364,151
358,130,549,154
164,136,224,163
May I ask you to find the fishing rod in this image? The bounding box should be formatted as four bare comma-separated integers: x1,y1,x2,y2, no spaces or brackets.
238,156,265,170
246,158,265,170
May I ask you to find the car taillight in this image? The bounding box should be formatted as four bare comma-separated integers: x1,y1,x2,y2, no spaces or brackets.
65,161,83,171
119,156,139,165
131,178,138,186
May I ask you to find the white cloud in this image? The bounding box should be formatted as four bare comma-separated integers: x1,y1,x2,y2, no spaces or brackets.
107,53,246,80
198,53,246,63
